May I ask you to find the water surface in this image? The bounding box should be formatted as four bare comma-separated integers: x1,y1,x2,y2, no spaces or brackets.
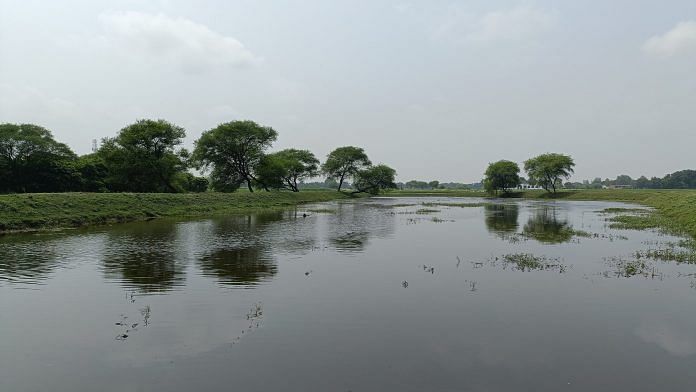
2,197,696,391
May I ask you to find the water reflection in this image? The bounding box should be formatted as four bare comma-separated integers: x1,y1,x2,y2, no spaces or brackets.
326,202,395,252
199,247,276,287
196,213,281,287
522,205,575,244
101,222,186,292
0,234,99,285
484,203,519,237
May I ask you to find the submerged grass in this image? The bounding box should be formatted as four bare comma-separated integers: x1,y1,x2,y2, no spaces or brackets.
0,191,349,233
501,253,564,272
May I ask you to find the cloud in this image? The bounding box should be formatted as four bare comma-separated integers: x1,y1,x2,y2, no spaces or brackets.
635,320,696,357
436,6,556,44
643,21,696,57
97,11,259,73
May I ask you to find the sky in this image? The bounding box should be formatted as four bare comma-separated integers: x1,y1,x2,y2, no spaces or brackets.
1,0,695,183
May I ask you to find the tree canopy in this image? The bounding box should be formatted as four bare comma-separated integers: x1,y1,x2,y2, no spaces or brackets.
483,160,521,195
524,153,575,193
256,149,319,192
321,146,371,191
192,120,277,192
99,119,188,193
0,123,79,193
351,164,397,195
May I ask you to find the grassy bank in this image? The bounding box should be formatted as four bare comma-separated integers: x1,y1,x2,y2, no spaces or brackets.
0,191,349,233
386,189,696,238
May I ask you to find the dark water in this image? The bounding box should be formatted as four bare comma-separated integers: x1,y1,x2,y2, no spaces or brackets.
2,197,696,391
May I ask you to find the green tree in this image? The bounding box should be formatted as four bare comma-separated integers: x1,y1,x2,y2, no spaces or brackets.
483,160,521,195
524,153,575,193
0,123,80,193
351,164,397,195
99,119,188,193
75,153,109,192
256,149,319,192
428,180,440,189
321,146,371,191
192,120,278,192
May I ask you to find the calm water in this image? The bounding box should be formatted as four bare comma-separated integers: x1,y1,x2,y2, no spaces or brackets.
2,197,696,391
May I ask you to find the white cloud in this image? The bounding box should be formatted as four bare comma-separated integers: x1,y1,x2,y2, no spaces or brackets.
97,11,259,73
467,6,556,43
436,6,556,44
643,21,696,57
636,320,696,357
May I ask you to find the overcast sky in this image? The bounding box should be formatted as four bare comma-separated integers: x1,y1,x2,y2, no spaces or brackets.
1,0,695,182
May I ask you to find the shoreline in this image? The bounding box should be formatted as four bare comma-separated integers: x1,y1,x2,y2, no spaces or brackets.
0,191,350,235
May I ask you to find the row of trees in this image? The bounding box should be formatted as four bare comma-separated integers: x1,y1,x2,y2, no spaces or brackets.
563,171,696,190
0,121,397,195
484,153,576,195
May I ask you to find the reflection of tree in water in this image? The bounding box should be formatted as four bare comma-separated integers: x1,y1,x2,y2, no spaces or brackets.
326,202,396,252
523,206,574,244
101,221,186,293
0,233,103,285
484,203,520,237
0,235,61,284
198,247,276,287
196,213,282,287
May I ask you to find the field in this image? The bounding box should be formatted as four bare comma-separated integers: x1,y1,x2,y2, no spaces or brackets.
0,191,349,233
386,188,696,238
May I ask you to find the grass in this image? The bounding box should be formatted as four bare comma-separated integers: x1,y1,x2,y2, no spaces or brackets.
387,189,696,239
501,253,564,272
0,191,349,233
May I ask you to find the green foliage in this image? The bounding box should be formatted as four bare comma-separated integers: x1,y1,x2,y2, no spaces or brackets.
321,146,371,191
99,119,188,193
255,149,319,192
484,160,521,195
192,120,277,192
0,123,80,193
176,173,209,193
352,164,397,195
0,191,348,233
428,180,440,189
75,153,109,192
524,153,575,193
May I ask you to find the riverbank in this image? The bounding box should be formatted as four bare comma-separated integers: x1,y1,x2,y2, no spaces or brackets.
386,189,696,238
0,191,349,233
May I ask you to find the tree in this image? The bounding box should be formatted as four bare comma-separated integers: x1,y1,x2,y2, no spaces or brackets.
0,123,80,193
321,146,371,191
192,120,278,192
255,149,319,192
429,180,440,189
98,119,188,193
483,160,521,195
524,153,575,193
351,164,397,195
75,153,109,192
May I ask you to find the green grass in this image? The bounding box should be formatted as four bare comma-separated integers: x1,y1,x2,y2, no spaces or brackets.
387,189,696,239
0,191,349,233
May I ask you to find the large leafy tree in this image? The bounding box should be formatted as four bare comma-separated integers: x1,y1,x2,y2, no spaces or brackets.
99,119,188,193
524,153,575,193
256,149,319,192
192,121,277,192
483,160,521,195
321,146,371,191
0,123,80,193
351,164,397,195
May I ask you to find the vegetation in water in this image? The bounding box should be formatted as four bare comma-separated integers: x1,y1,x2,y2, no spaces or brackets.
500,253,565,272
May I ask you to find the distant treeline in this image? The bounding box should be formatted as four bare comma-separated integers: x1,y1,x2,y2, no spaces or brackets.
564,171,696,189
0,121,396,195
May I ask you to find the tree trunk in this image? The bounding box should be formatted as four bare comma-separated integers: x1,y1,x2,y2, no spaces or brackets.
338,173,345,191
247,180,254,192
